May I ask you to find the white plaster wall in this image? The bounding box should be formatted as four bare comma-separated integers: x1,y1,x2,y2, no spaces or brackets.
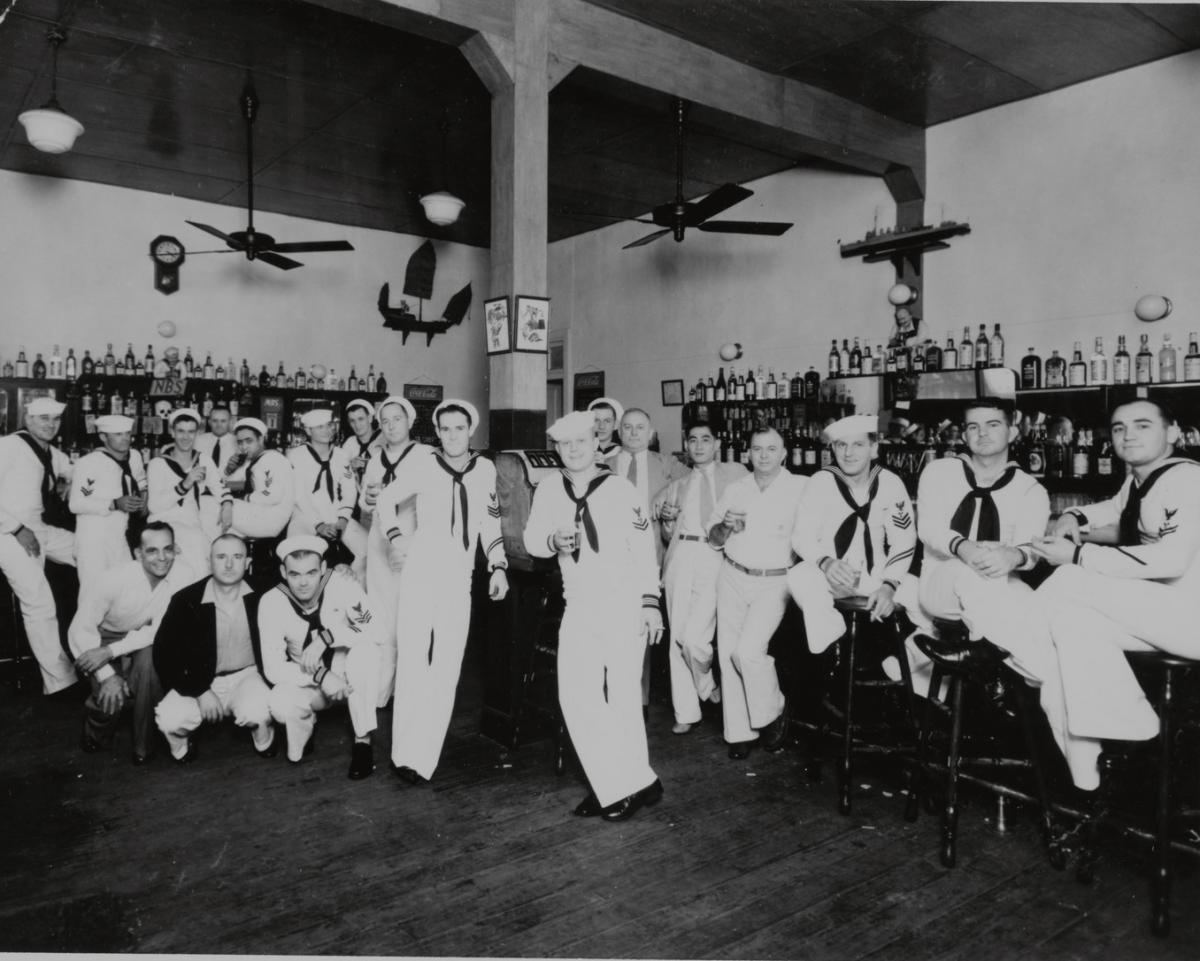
0,171,493,443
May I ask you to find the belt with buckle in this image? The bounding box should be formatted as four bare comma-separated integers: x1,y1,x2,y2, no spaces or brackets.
725,556,791,577
676,534,705,542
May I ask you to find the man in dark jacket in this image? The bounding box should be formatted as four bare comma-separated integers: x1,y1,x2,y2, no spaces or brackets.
153,532,274,762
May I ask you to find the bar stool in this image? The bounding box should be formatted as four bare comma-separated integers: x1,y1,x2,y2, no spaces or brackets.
510,578,569,775
813,596,919,815
905,616,1058,869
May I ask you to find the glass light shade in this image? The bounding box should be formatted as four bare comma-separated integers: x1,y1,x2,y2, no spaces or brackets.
887,282,918,306
718,342,743,361
1134,294,1172,322
18,106,84,154
419,191,465,226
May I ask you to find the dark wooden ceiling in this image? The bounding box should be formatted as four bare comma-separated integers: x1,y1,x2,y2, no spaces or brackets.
2,1,1196,248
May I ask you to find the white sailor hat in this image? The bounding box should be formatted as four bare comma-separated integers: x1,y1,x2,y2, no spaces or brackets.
587,396,624,421
377,396,417,426
234,417,269,437
824,414,879,443
95,414,135,434
26,397,65,417
345,398,375,417
275,535,329,562
299,408,335,429
168,408,203,427
433,398,480,435
547,409,598,442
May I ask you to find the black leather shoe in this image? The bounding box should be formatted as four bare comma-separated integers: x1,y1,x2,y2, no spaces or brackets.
760,701,790,752
391,763,429,786
131,751,150,766
79,733,104,754
348,743,375,780
728,741,753,760
601,779,664,822
574,793,602,817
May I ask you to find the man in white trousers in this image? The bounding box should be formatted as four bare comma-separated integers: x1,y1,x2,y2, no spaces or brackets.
654,422,746,733
259,535,381,779
0,396,78,694
1034,398,1198,790
709,427,806,759
153,533,275,764
375,399,508,785
70,414,147,592
524,410,664,821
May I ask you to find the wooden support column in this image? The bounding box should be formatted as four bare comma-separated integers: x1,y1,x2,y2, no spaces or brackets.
884,164,926,304
462,0,549,451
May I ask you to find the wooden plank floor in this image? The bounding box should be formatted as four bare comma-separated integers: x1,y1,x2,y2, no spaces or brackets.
2,645,1199,960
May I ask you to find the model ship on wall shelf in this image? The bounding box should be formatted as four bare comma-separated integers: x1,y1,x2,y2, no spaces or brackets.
839,220,971,264
378,240,473,346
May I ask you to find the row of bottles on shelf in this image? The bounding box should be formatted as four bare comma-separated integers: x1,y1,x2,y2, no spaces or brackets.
692,365,821,404
829,324,1008,377
2,343,389,394
1019,333,1200,389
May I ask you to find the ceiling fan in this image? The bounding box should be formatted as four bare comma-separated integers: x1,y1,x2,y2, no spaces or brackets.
186,80,354,270
621,97,793,250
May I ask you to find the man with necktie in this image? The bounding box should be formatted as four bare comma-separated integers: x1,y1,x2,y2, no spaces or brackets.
1033,398,1200,790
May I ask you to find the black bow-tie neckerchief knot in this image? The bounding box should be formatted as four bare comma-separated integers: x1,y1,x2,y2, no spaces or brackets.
101,449,141,497
15,430,59,520
379,441,418,488
307,445,336,501
948,461,1017,542
563,470,611,563
829,465,881,573
434,453,480,550
1117,460,1187,546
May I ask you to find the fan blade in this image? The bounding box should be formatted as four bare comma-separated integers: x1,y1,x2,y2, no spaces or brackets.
622,228,672,250
256,251,303,270
685,183,753,226
269,240,355,253
698,221,794,236
186,220,244,249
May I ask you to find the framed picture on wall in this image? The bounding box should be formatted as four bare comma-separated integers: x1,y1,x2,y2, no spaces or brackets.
484,296,510,355
514,295,549,353
661,379,685,407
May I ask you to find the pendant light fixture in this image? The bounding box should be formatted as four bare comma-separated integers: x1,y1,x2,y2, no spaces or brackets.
18,27,85,154
419,111,464,226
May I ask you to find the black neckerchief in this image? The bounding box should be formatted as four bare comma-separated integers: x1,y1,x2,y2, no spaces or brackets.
274,571,336,668
433,451,480,550
379,442,417,487
159,451,200,506
562,467,613,562
1119,459,1191,546
100,448,140,496
306,444,335,501
14,431,57,518
949,458,1018,541
827,463,881,571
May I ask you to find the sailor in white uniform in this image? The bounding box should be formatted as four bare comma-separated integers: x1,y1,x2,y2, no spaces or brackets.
286,408,359,570
524,410,663,821
709,427,806,758
219,417,294,541
356,396,433,707
588,396,624,461
376,399,509,784
259,535,382,780
788,414,919,655
70,414,147,592
0,396,78,694
338,398,380,577
1034,398,1200,790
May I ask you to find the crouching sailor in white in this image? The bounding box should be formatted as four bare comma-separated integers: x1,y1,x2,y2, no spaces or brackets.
1034,399,1200,790
286,408,359,568
376,399,508,785
653,422,746,733
259,535,381,779
788,414,918,655
70,414,147,592
0,396,78,694
524,410,664,822
153,533,275,764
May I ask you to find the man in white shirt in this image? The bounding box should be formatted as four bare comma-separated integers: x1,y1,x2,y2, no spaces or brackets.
71,521,195,763
70,414,147,592
219,417,294,590
195,404,243,486
0,396,78,694
709,427,806,758
286,408,357,567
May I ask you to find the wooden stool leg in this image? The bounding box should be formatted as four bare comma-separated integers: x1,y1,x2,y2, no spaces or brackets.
1011,675,1061,865
905,662,942,822
1152,667,1175,937
838,615,859,816
941,674,966,868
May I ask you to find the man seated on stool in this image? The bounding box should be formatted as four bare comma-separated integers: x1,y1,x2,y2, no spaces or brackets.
286,408,359,570
708,427,806,759
259,535,381,780
153,532,275,764
654,422,746,734
219,417,294,591
71,521,195,764
788,413,918,655
1033,398,1200,791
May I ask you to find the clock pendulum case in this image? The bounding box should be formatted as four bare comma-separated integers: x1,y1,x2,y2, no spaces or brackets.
150,235,185,294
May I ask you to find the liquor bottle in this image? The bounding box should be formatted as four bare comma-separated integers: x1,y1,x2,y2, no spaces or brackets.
65,347,77,381
47,345,64,380
183,347,195,377
1046,430,1068,479
911,342,925,373
376,371,388,394
227,357,236,384
766,367,778,399
848,339,862,377
104,343,116,376
215,359,227,381
704,374,715,403
790,430,804,469
894,342,910,373
124,343,137,373
714,366,727,402
1071,430,1090,480
240,358,251,387
1,359,12,378
1113,335,1131,385
1096,433,1114,477
202,391,214,418
1026,426,1046,479
80,349,94,377
202,353,215,380
738,371,749,402
1089,336,1109,385
803,425,819,467
959,327,972,370
15,347,29,378
803,367,820,400
258,365,271,388
862,343,874,372
828,339,839,377
347,366,359,392
989,323,1005,368
1159,333,1178,384
1020,347,1041,389
114,357,126,377
756,364,767,398
109,385,122,415
925,338,942,372
145,344,156,373
873,343,885,374
365,364,377,393
1068,341,1087,386
1135,333,1154,385
31,352,46,379
885,347,897,374
943,332,958,371
789,370,802,399
325,368,338,391
81,388,93,414
275,362,287,388
974,324,989,369
1044,349,1067,388
134,359,145,378
1186,332,1200,382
